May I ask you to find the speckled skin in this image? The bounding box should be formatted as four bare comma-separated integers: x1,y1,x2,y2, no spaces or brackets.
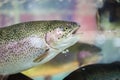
0,20,80,75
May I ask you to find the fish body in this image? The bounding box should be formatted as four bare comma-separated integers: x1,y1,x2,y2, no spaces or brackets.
0,20,80,75
64,62,120,80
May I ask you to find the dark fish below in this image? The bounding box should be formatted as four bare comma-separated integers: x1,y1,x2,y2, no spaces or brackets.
63,62,120,80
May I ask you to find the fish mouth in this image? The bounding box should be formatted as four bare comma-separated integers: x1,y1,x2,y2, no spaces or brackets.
67,27,79,37
72,27,79,34
68,27,79,37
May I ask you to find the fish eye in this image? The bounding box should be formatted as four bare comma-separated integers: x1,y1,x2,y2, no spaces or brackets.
65,27,68,29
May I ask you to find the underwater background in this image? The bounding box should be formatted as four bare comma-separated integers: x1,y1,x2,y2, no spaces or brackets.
0,0,120,80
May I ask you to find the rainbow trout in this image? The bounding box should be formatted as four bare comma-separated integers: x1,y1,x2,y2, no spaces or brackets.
0,20,80,76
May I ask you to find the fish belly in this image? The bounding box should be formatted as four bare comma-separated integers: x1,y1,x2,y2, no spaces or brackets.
0,36,47,75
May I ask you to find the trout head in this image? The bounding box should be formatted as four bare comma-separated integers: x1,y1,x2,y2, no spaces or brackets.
45,20,80,50
34,21,80,63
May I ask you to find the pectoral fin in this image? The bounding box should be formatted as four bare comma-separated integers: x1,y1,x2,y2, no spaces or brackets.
33,49,49,63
